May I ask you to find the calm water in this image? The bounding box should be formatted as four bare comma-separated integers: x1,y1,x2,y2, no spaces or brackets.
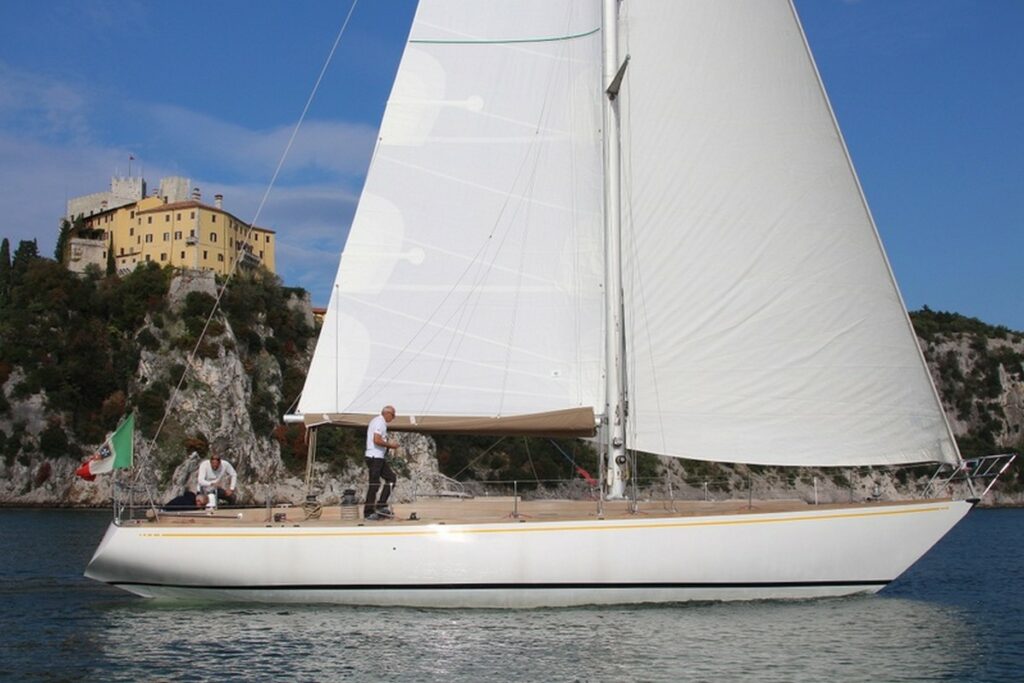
1,508,1021,682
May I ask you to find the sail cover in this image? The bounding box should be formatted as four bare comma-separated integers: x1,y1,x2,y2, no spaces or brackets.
300,1,605,431
617,0,958,466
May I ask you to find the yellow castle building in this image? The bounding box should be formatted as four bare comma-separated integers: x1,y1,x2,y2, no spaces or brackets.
65,176,275,276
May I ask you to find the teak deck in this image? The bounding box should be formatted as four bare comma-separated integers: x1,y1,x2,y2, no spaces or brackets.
143,497,932,528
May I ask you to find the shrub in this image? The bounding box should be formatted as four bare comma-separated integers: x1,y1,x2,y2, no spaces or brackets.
39,423,70,459
137,328,160,351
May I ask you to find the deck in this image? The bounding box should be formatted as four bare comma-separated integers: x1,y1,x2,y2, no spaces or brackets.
140,496,932,528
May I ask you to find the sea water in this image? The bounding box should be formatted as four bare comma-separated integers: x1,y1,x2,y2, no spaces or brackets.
1,507,1020,682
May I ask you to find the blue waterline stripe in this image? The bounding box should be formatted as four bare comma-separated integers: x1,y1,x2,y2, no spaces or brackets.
410,26,600,45
110,579,890,591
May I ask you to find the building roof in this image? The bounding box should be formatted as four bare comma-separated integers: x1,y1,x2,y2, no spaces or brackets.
137,200,204,214
136,200,275,234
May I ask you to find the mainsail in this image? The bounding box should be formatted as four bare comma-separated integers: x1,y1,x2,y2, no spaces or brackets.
617,0,958,467
301,0,959,467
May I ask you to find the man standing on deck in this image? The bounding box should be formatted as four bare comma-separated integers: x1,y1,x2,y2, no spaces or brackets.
364,405,399,520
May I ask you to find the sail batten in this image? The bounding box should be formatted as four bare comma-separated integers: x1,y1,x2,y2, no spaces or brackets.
409,26,600,46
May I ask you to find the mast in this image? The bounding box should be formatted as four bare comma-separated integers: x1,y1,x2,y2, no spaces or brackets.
602,0,627,499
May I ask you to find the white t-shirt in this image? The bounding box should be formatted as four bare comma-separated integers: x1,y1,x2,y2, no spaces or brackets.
365,415,388,459
197,459,237,490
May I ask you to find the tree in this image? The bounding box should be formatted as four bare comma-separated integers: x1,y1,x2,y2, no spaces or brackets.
106,235,116,276
0,238,10,305
11,239,39,283
55,219,72,263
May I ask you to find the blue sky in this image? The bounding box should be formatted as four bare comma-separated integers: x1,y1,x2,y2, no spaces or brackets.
1,1,1020,330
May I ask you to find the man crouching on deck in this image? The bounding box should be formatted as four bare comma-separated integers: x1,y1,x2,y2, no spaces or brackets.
196,450,238,506
364,405,399,521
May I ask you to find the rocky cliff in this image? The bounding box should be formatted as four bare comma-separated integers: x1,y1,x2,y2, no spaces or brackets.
0,265,453,508
0,265,1020,507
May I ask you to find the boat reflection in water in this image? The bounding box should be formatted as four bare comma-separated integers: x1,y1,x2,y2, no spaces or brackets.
89,595,974,681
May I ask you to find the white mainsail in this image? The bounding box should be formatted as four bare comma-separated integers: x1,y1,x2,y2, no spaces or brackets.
301,1,605,428
617,0,958,466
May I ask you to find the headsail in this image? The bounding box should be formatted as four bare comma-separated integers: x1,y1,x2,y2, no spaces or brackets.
300,1,605,431
617,0,958,466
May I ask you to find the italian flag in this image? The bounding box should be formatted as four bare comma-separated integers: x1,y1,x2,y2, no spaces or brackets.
75,414,134,481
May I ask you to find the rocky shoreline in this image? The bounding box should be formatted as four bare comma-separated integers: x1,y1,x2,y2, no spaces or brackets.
2,272,1021,509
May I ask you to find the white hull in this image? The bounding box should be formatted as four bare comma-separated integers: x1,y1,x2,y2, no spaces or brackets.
85,499,971,608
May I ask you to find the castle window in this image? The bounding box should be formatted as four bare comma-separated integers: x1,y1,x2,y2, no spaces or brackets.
266,235,271,242
129,227,134,236
145,254,151,262
212,215,216,222
177,213,182,220
218,254,224,262
130,211,135,218
180,251,185,259
163,232,170,241
165,215,170,222
160,253,167,262
203,250,208,259
147,216,152,224
191,211,196,219
174,231,182,239
211,233,218,243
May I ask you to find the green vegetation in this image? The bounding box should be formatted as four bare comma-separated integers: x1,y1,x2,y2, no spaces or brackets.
911,306,1022,343
910,307,1024,459
432,434,600,490
0,244,171,449
220,269,315,430
0,237,314,468
0,238,11,306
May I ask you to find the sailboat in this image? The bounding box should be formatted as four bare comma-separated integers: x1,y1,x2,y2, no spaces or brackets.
85,0,1011,607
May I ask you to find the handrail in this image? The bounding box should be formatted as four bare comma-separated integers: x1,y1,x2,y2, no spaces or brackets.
925,453,1017,500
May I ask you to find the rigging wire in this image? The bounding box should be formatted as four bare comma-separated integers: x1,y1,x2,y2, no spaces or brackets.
523,437,540,484
450,436,508,481
131,0,362,502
